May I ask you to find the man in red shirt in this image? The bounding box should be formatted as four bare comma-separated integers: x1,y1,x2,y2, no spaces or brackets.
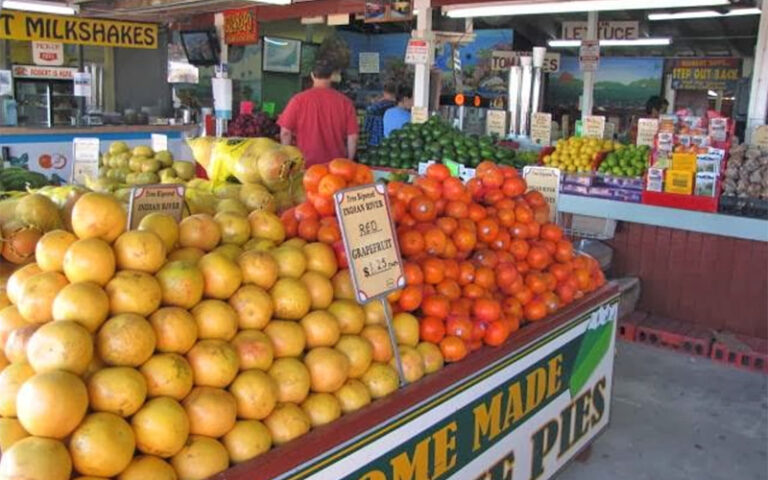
278,59,359,166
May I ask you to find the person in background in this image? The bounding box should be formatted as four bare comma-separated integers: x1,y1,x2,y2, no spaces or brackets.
278,58,359,166
383,85,413,138
363,83,397,146
645,95,669,117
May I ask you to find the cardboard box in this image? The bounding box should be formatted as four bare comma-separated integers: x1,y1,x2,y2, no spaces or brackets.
665,169,694,194
671,152,697,172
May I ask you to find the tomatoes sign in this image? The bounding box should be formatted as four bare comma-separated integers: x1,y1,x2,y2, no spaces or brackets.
223,8,258,45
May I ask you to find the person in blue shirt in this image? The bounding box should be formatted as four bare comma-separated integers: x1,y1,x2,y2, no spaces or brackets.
363,83,397,146
383,85,413,138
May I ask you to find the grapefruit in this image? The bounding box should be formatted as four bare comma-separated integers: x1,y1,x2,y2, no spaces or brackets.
282,238,306,249
331,269,355,300
191,299,238,341
183,386,237,437
35,230,76,272
178,214,221,251
17,271,68,323
301,393,341,427
213,243,243,261
0,306,27,349
26,320,93,375
0,363,34,417
138,212,180,251
6,263,42,305
16,370,88,438
140,353,194,400
132,397,189,458
186,339,239,388
335,335,374,378
149,307,198,354
268,358,310,403
170,435,229,480
97,313,156,366
68,412,136,477
271,246,307,278
237,250,278,289
393,312,420,347
270,278,311,320
71,192,126,242
52,282,110,332
0,418,28,453
417,342,444,374
328,300,365,334
361,325,394,363
361,362,400,399
222,420,272,464
105,270,162,316
334,379,372,413
229,369,278,420
113,230,166,273
4,324,39,363
364,301,386,325
264,403,311,446
214,211,251,246
62,238,115,286
87,366,147,417
264,320,306,358
155,260,205,309
167,247,205,263
228,285,273,330
216,198,249,217
303,242,338,278
117,455,177,480
0,437,71,480
391,346,424,383
304,347,350,393
243,238,275,252
248,210,285,243
300,271,334,310
198,252,242,299
231,329,274,371
300,310,340,348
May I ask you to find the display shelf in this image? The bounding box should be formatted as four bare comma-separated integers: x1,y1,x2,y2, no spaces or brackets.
213,285,619,480
559,194,768,242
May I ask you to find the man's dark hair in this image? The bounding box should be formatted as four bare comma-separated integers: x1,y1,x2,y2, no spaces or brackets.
312,58,336,79
383,82,398,95
397,85,413,102
645,95,666,115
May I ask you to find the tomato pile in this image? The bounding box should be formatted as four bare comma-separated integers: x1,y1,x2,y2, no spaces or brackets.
283,159,605,364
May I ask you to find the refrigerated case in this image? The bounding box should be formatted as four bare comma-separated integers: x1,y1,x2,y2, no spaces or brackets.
12,65,79,128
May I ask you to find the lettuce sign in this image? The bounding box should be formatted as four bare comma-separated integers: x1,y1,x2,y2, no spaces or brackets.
282,296,618,480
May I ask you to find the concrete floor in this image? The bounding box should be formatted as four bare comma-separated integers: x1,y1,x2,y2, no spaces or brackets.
559,341,768,480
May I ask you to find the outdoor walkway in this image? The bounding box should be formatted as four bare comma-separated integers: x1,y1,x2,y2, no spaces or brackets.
559,341,768,480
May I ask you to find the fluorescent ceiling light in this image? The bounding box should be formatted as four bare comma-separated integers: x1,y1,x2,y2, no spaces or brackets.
1,0,78,15
445,0,729,18
548,38,672,47
648,8,761,20
708,90,718,96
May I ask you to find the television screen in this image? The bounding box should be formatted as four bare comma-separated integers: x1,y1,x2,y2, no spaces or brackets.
180,31,220,66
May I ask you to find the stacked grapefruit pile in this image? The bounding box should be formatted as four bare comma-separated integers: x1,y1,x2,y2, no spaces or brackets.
0,189,441,480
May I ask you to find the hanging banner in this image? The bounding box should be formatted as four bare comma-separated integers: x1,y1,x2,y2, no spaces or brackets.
32,41,64,66
223,8,258,45
668,57,741,91
0,10,158,49
491,51,561,73
562,21,639,40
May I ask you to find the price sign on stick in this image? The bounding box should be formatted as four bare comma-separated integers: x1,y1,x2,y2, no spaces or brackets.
523,166,561,223
335,183,407,384
151,133,168,152
127,184,186,230
71,137,100,185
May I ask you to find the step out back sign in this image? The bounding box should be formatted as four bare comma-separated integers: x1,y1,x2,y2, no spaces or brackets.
274,295,618,480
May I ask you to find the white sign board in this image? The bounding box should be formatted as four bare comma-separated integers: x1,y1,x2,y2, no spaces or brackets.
71,138,100,185
12,64,77,80
562,21,639,40
485,110,507,137
491,50,561,73
151,133,168,153
637,119,659,147
32,42,64,66
523,166,561,222
584,115,606,139
0,70,12,96
579,40,600,72
405,38,430,65
531,112,553,146
73,72,92,97
359,52,380,74
411,106,429,124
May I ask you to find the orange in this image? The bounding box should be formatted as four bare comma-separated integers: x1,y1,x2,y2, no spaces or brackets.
155,260,205,309
304,347,350,393
187,339,239,388
421,294,450,319
421,257,445,285
229,369,278,420
0,437,72,480
35,230,76,272
303,164,329,193
178,214,221,251
17,271,68,324
70,192,126,242
68,412,135,477
87,366,147,417
439,335,467,362
141,353,194,400
263,403,311,446
114,230,166,273
328,158,357,181
222,421,272,464
170,435,229,479
16,370,88,439
183,386,237,437
131,397,189,458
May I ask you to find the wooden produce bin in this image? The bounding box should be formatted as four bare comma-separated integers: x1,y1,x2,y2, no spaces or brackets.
215,286,620,480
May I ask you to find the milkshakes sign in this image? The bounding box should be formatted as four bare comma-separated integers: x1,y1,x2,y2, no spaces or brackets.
279,296,618,480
